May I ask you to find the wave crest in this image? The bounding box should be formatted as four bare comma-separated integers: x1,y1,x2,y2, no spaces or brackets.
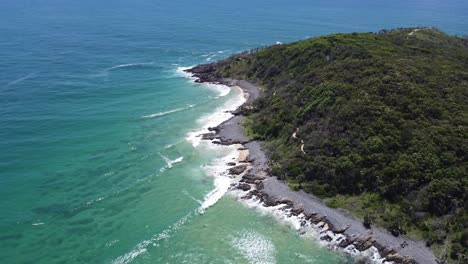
159,154,184,173
141,104,195,119
106,62,155,71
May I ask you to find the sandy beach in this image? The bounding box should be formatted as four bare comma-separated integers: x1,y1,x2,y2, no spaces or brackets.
185,65,439,264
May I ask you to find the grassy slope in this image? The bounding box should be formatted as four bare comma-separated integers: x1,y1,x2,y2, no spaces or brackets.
215,28,468,262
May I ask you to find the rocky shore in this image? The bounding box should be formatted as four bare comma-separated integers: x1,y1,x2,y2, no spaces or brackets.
184,64,439,264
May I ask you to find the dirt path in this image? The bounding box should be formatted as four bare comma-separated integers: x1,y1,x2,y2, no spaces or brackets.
292,128,307,155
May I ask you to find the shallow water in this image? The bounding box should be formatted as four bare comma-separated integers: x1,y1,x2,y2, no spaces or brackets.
0,0,466,263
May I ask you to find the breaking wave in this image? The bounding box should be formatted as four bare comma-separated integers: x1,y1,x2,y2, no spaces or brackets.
106,62,155,71
141,104,195,119
159,154,184,173
111,212,193,264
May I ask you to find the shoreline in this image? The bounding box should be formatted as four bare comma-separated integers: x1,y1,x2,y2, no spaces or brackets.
184,66,438,264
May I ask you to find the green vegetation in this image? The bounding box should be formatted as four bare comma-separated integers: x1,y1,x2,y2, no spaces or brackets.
217,28,468,262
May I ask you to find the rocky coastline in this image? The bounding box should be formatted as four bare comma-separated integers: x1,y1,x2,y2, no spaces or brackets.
184,63,439,264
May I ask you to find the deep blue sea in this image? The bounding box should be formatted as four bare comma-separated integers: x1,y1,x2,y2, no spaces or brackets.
0,0,466,263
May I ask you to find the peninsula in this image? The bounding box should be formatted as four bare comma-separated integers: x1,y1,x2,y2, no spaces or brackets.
186,27,467,264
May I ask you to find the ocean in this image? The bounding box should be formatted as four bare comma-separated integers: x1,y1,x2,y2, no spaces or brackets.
0,0,466,263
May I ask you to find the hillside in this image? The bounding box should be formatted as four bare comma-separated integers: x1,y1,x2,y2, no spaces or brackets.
208,28,467,262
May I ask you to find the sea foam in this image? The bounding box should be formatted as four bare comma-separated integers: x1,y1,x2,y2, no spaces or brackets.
106,62,155,71
159,154,184,173
197,144,239,214
231,230,276,264
185,90,245,147
232,192,390,264
112,212,193,264
177,65,246,213
175,66,231,97
141,104,195,119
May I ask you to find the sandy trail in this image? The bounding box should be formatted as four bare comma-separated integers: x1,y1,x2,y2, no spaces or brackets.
292,128,307,155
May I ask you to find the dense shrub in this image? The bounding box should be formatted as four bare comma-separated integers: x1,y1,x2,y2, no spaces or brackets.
216,28,468,261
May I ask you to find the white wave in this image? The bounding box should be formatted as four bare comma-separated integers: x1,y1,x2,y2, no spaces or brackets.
164,143,175,149
197,145,239,214
205,54,217,61
175,66,196,80
234,194,389,264
231,230,276,264
159,154,184,173
86,196,106,206
204,82,231,97
198,175,232,214
106,62,154,71
112,213,192,264
182,190,202,205
32,222,45,226
141,104,195,119
141,108,185,119
4,72,36,88
176,66,231,97
186,87,245,147
106,239,120,247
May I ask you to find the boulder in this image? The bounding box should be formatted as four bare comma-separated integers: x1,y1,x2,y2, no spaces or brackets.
236,183,251,191
228,165,248,175
201,133,218,140
208,126,220,132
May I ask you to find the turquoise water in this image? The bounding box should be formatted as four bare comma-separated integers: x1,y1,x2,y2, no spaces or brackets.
0,0,467,263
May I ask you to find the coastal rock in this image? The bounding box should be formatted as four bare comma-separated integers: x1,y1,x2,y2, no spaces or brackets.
263,197,278,207
385,253,415,264
201,133,218,140
236,183,251,191
242,174,265,183
379,247,397,258
335,224,350,234
226,162,236,166
228,165,248,175
290,207,304,216
208,127,220,132
353,236,375,251
256,181,264,190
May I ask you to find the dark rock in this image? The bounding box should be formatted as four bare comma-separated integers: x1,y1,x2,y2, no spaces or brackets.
385,254,415,263
304,212,318,219
208,127,220,132
228,165,248,175
380,247,397,257
264,197,280,207
256,181,264,190
291,207,304,216
320,235,333,242
242,174,265,182
338,238,353,248
236,183,251,191
201,133,218,140
226,162,236,166
391,229,400,237
335,225,350,234
353,236,375,251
